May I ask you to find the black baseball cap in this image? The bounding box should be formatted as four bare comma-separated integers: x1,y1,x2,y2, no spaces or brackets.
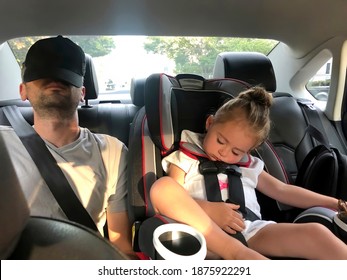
22,35,86,87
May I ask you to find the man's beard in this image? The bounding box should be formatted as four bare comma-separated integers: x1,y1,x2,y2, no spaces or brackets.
32,94,80,120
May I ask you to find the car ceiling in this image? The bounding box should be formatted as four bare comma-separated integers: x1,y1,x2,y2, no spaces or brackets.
0,0,346,57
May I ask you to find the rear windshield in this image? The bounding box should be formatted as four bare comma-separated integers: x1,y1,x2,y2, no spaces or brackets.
8,36,278,97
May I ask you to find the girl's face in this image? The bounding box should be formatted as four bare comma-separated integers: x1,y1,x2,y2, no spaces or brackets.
202,115,257,164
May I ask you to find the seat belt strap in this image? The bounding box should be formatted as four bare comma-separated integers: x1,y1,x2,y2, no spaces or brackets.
226,168,246,214
2,105,98,232
297,99,329,146
198,157,259,221
198,160,223,202
226,173,259,221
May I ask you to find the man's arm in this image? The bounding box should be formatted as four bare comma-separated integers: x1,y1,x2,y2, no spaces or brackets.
107,211,138,259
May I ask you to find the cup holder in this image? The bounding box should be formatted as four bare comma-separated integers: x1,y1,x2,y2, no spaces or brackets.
153,223,207,260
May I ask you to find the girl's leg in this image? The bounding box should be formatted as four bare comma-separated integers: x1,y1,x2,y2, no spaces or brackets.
247,222,347,259
150,176,268,260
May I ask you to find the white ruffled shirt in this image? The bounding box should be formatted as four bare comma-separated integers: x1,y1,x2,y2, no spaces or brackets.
162,130,265,219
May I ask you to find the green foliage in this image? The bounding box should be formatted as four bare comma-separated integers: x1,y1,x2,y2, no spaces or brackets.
144,37,278,77
8,36,46,65
8,36,115,65
69,36,115,57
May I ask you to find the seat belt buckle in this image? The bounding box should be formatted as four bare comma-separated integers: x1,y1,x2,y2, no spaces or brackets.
199,161,242,176
217,163,242,177
199,161,218,174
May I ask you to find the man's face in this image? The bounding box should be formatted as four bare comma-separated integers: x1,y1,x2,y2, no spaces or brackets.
20,78,85,119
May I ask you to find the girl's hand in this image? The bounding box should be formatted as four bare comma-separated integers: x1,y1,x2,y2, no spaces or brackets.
198,200,245,234
338,199,347,213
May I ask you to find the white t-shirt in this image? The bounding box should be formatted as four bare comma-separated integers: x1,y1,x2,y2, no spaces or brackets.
0,125,127,235
162,130,275,241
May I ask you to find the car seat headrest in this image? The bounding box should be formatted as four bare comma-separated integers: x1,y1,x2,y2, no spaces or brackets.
213,52,276,92
144,73,250,154
130,77,146,107
0,135,30,259
83,53,99,100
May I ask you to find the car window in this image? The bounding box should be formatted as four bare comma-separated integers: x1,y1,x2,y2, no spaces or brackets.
7,35,278,100
306,58,332,102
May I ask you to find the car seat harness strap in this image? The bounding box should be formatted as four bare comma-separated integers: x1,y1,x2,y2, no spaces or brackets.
179,142,260,222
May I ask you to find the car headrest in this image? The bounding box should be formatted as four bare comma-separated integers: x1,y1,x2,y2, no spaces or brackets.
130,77,146,107
144,73,250,154
213,52,276,92
83,53,99,100
0,135,30,259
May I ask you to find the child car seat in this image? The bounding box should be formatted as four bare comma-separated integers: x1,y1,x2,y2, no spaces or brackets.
127,71,345,259
127,72,260,259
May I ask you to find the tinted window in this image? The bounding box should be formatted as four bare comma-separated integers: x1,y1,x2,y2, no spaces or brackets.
306,58,332,102
8,36,278,98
